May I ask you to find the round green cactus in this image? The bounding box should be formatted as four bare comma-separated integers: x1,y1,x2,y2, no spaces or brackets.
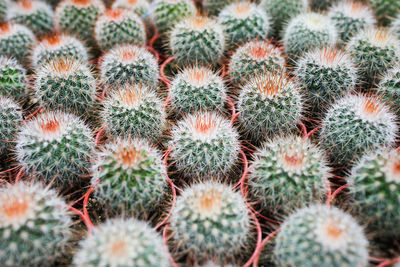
112,0,150,17
169,16,225,66
0,182,72,266
218,2,270,49
170,181,251,263
73,218,171,267
274,205,369,267
249,135,330,215
16,111,95,188
376,63,400,115
91,137,167,215
203,0,237,17
170,66,227,114
101,84,167,141
369,0,400,25
0,96,23,154
229,40,285,85
320,94,398,166
0,56,27,99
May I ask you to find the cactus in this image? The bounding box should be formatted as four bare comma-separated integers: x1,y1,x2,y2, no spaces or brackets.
0,23,36,63
249,135,330,214
91,137,167,214
390,14,400,36
283,12,337,61
55,0,105,44
274,205,369,267
169,111,240,178
95,8,146,51
203,0,237,17
346,28,400,86
0,182,72,266
0,96,23,154
16,111,94,188
328,1,376,44
229,40,285,85
31,34,88,68
295,47,357,117
237,71,303,143
101,84,167,141
169,16,225,66
319,94,397,166
0,0,8,22
73,218,170,267
218,2,270,49
170,181,251,263
260,0,308,37
310,0,339,10
7,0,54,37
100,45,159,89
349,148,400,236
369,0,400,25
0,56,27,99
112,0,150,17
170,66,227,114
152,0,196,34
376,63,400,115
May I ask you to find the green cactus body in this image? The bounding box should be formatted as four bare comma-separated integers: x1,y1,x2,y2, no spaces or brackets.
170,181,251,263
218,2,270,49
377,64,400,115
295,47,357,117
101,84,167,141
91,137,167,214
152,0,196,34
0,182,72,267
249,135,330,214
390,14,400,36
369,0,400,25
95,8,146,51
0,56,27,99
328,1,376,44
31,34,88,68
229,40,285,85
203,0,237,17
320,94,397,166
283,12,337,61
346,28,400,86
170,66,227,114
16,111,94,188
0,0,9,21
112,0,150,17
237,71,303,142
169,16,225,66
274,205,369,267
73,218,171,267
7,0,54,37
100,45,159,89
0,97,23,154
169,111,240,178
310,0,339,10
0,23,36,63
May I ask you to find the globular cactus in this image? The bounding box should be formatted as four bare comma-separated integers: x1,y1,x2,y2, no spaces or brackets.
377,63,400,115
203,0,237,17
310,0,339,11
101,84,167,141
274,205,369,267
369,0,400,25
169,16,225,66
390,14,400,36
170,181,251,263
169,111,240,179
249,135,330,215
170,66,227,114
260,0,308,37
0,56,27,99
229,40,285,85
95,8,146,51
34,58,98,118
0,182,72,266
0,0,8,22
16,111,94,188
346,28,400,86
7,0,54,37
295,47,357,117
218,2,270,49
283,12,337,61
328,1,376,44
0,23,36,63
112,0,150,17
237,71,303,143
100,45,159,89
31,34,88,68
152,0,196,34
0,96,23,154
319,94,398,166
73,218,171,267
91,137,167,214
55,0,105,44
349,148,400,236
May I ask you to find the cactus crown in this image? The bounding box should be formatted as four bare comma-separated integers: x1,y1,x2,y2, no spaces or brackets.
330,1,375,20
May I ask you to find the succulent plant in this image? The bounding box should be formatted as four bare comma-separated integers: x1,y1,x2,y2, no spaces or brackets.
0,56,28,99
369,0,400,25
112,0,150,17
376,63,400,115
0,96,23,154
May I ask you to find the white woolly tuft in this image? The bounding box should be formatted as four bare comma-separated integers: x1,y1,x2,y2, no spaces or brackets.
0,95,22,111
175,66,224,87
7,0,53,18
232,40,284,65
348,27,400,48
112,0,150,13
329,1,375,23
0,55,25,72
0,23,35,40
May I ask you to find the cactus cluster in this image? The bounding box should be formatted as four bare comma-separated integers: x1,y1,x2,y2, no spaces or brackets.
0,22,35,63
